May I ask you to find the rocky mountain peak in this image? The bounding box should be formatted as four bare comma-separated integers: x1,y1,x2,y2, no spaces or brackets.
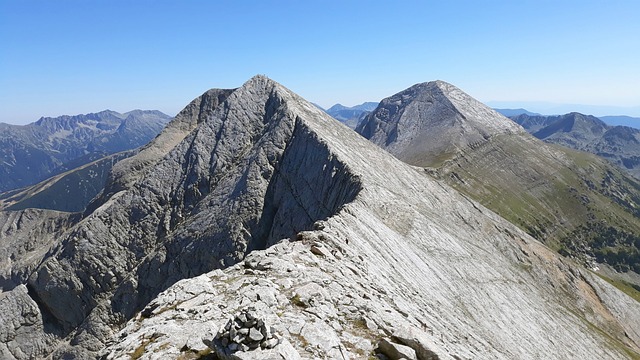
356,80,523,167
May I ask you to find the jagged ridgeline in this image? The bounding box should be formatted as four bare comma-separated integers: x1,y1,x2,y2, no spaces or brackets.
0,110,171,193
1,76,639,359
357,80,640,275
511,112,640,180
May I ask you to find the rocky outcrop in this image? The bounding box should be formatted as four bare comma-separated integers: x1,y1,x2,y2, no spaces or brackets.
0,208,79,360
0,285,58,360
1,76,639,359
0,209,79,290
356,80,523,167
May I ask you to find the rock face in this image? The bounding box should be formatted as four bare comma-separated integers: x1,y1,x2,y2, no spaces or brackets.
357,81,640,276
0,110,171,192
0,208,80,290
356,81,523,167
1,76,639,359
512,112,640,179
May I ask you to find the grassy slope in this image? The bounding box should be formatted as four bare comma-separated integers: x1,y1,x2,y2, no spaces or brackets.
434,134,640,274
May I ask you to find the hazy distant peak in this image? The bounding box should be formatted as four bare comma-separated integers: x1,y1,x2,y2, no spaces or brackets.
494,108,541,117
123,109,171,118
326,104,347,112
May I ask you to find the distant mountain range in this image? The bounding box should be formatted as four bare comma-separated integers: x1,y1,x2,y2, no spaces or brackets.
324,102,378,129
495,108,640,129
493,108,541,117
511,112,640,179
600,115,640,128
0,110,171,193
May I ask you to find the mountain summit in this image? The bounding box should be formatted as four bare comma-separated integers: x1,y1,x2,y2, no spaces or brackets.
356,80,523,166
358,80,640,275
1,76,639,359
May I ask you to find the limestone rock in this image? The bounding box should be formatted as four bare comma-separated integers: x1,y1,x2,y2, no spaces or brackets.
379,338,418,360
0,209,79,290
392,325,451,360
0,285,56,360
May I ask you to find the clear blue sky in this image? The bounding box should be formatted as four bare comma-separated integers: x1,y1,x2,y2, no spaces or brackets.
1,0,639,124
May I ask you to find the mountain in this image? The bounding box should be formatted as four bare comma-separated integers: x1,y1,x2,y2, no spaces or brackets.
0,110,171,193
357,81,524,167
487,102,640,119
600,116,640,129
1,76,639,359
0,150,135,213
325,102,378,129
512,113,640,179
357,81,640,276
494,108,541,117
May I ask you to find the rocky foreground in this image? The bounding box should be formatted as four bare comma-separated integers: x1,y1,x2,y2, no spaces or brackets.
1,76,639,359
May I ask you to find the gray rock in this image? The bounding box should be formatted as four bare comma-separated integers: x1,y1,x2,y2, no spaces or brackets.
379,338,418,360
392,326,450,360
0,285,64,359
248,327,264,342
0,209,79,290
292,282,329,307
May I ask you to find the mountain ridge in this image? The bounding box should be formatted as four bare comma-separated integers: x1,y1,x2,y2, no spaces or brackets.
357,80,640,276
512,112,640,179
0,110,171,193
1,76,638,359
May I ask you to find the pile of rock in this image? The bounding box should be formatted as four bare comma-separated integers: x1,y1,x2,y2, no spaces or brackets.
214,309,279,352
